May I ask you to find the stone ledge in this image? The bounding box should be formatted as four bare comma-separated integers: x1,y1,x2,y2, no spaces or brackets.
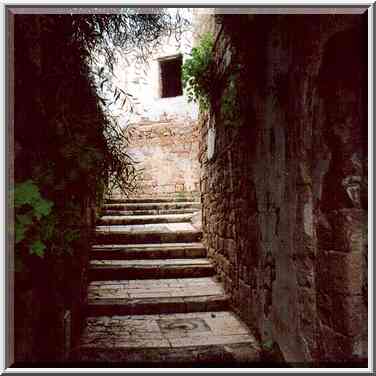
103,202,201,211
91,242,206,260
88,260,215,281
97,213,194,226
102,208,199,216
87,295,230,316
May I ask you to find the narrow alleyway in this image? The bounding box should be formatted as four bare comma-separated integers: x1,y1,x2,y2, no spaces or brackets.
11,10,368,368
73,196,261,365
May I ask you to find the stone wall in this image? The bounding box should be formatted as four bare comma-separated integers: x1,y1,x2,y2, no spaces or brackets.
109,11,198,127
127,116,200,197
107,10,200,199
198,13,367,364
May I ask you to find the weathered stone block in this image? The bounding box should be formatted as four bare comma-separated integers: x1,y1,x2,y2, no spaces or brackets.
295,253,315,289
198,14,367,365
328,209,367,253
318,291,364,337
317,250,363,295
262,265,274,290
318,321,352,362
224,238,237,264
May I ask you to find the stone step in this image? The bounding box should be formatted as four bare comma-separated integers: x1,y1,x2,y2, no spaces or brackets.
73,311,261,365
87,277,229,315
102,202,201,212
87,293,229,317
106,192,200,199
95,223,202,244
88,258,214,281
105,197,200,204
91,243,206,260
97,213,194,226
103,208,198,216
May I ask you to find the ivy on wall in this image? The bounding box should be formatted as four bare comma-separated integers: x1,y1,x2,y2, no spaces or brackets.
182,32,214,111
182,31,244,129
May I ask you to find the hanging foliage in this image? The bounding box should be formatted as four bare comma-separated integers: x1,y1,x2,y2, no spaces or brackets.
14,11,189,260
181,32,214,111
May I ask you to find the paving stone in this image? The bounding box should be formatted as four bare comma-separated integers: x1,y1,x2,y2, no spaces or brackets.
157,317,211,335
88,277,224,299
76,312,261,364
168,333,257,348
87,277,229,316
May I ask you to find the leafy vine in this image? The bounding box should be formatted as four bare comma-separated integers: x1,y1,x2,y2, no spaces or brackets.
182,32,214,111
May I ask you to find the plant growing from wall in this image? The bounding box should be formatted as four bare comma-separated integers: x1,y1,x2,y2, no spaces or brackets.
182,32,214,111
14,180,54,257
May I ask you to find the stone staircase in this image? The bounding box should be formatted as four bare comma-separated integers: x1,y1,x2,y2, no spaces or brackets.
73,196,261,366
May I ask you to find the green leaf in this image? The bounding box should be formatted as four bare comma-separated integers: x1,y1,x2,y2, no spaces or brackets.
17,213,33,226
14,180,40,207
30,240,46,257
262,339,274,350
181,32,214,110
64,229,80,243
15,222,26,244
34,199,53,220
42,215,57,240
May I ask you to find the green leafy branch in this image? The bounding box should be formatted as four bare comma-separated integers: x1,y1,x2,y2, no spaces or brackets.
14,180,54,257
182,32,214,111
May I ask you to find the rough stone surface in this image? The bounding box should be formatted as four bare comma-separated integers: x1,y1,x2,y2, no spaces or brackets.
102,202,201,211
88,277,226,300
106,22,200,199
91,242,206,260
74,312,261,364
88,258,215,281
197,14,367,364
190,210,202,231
98,213,195,226
95,222,202,245
127,120,200,197
104,208,198,216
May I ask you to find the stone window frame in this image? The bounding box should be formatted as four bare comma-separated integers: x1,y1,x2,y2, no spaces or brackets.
157,53,183,99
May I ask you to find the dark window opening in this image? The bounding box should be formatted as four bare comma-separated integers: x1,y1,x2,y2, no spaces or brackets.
160,55,183,98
